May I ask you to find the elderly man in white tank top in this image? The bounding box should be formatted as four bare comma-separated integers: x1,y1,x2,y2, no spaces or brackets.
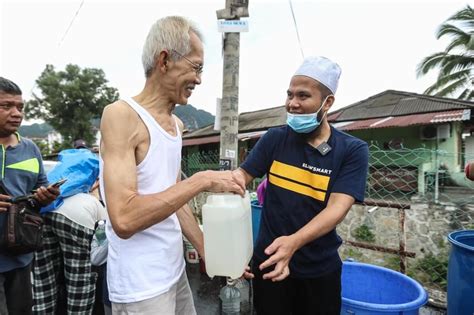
99,16,245,315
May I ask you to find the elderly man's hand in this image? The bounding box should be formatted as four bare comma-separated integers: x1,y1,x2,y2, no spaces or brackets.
34,185,60,206
202,170,245,196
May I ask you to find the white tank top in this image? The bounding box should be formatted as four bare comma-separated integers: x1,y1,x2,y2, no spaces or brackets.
99,97,184,303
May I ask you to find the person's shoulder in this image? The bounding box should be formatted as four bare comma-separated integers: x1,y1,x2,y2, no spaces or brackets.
331,126,368,148
19,136,35,146
18,136,41,152
103,99,136,119
101,100,140,131
264,125,289,138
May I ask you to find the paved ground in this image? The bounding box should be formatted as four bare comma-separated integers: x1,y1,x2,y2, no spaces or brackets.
187,263,223,315
187,263,447,315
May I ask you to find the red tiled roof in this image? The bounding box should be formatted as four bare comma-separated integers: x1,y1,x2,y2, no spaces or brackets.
332,109,470,131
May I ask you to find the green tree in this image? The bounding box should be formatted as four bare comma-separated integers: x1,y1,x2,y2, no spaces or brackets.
25,64,119,145
32,139,50,156
416,5,474,100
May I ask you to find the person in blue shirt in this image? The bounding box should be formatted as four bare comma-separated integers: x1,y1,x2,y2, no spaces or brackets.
0,77,60,315
235,56,369,315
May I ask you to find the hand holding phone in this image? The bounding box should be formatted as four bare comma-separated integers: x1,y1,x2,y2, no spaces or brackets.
51,178,68,188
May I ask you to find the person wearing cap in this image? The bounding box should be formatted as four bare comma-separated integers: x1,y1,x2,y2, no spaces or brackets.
73,139,88,149
234,56,369,314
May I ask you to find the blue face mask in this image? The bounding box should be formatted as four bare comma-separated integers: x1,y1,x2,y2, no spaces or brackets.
286,96,329,134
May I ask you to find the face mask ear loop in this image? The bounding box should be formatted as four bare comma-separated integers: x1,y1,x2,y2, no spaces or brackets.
316,94,331,120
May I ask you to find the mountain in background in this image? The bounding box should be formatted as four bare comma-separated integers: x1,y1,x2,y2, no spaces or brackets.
19,123,54,138
19,105,214,138
174,104,214,131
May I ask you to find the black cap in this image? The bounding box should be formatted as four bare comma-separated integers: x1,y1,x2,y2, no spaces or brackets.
73,139,87,149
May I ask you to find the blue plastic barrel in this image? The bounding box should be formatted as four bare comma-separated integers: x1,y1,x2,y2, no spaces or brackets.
250,200,262,246
447,230,474,315
341,261,428,314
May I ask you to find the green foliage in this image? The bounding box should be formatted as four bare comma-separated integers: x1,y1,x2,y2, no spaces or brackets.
341,248,363,261
32,139,50,156
383,255,402,272
25,64,119,145
354,224,376,243
51,141,71,154
32,139,70,156
413,253,448,290
416,5,474,100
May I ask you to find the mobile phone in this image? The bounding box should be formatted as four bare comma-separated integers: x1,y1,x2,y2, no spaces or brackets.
51,178,68,188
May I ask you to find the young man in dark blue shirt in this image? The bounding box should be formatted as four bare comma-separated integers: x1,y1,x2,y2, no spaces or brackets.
0,77,60,315
235,56,369,314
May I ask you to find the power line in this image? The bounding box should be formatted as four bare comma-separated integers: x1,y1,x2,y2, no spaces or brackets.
29,0,85,96
288,0,304,60
58,0,85,48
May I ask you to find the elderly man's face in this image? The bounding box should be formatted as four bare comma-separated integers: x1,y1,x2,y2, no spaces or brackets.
168,32,204,105
0,91,23,136
285,75,325,115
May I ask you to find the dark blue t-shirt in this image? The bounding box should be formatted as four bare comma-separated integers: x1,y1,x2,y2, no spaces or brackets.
241,126,368,278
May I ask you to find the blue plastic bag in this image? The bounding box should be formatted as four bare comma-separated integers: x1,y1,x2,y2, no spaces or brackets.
41,149,99,213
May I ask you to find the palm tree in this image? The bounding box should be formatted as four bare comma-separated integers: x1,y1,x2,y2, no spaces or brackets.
417,5,474,100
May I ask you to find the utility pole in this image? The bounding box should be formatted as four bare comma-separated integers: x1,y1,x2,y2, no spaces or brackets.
216,0,249,171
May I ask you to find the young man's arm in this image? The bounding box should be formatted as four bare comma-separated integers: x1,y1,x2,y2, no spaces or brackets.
101,102,244,239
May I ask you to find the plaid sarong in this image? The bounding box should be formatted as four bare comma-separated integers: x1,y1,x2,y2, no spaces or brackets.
33,212,96,314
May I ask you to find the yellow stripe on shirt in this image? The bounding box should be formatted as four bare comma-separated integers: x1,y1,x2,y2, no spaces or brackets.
269,174,326,201
270,160,330,191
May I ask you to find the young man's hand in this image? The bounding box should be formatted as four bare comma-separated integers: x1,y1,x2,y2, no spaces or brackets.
259,235,301,282
34,185,60,206
0,194,11,212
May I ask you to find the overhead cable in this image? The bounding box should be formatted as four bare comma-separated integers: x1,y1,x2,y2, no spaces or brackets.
288,0,305,60
58,0,85,48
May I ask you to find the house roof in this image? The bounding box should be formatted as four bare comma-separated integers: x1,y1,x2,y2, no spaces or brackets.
183,105,286,139
332,109,471,131
328,90,474,122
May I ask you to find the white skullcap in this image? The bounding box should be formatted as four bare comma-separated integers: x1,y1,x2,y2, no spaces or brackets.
293,56,341,94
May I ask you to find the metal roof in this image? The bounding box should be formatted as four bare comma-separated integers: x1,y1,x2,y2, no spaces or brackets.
183,106,286,139
332,109,471,131
328,90,474,122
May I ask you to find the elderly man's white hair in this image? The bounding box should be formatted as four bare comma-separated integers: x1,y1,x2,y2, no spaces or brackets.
142,16,203,77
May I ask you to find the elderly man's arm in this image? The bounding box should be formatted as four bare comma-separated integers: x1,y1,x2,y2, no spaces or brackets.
177,203,203,258
101,102,244,239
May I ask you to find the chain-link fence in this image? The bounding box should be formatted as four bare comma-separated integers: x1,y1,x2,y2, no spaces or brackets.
181,150,220,177
182,143,474,307
340,143,474,307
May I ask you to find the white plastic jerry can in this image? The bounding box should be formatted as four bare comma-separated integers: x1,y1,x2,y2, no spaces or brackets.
202,191,253,279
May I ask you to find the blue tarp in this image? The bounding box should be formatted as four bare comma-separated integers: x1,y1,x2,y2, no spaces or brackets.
41,149,99,213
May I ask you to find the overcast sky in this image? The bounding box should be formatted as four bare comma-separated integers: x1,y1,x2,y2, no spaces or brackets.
0,0,468,121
